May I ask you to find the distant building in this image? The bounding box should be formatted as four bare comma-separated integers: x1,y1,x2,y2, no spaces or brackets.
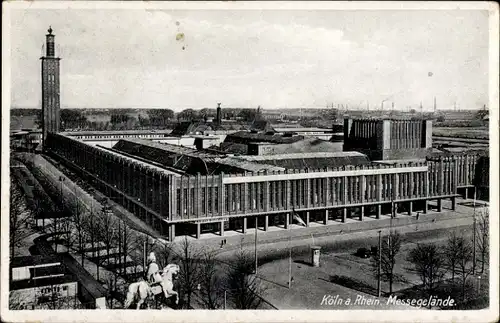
343,118,432,161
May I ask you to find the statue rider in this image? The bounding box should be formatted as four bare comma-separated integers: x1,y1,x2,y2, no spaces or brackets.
146,252,162,285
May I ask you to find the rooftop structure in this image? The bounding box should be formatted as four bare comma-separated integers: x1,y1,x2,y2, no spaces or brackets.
343,118,432,161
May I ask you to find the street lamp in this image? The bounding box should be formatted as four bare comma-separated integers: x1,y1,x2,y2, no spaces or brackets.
377,230,382,297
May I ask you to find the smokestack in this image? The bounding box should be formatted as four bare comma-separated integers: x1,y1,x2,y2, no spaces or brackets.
216,102,222,125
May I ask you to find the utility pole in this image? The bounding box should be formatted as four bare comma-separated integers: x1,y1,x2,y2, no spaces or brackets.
433,96,437,113
377,230,382,297
143,240,147,272
254,216,258,274
473,189,477,275
288,220,292,289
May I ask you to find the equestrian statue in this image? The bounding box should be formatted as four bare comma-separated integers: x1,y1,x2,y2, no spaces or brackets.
124,252,180,309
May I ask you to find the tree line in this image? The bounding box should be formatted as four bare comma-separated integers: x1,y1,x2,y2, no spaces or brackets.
22,107,268,131
371,218,489,307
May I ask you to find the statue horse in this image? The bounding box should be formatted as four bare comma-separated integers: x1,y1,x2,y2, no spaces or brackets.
124,264,180,309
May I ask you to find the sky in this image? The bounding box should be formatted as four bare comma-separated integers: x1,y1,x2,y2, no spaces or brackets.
9,8,489,111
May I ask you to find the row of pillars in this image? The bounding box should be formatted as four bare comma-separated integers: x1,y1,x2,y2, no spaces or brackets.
166,197,456,241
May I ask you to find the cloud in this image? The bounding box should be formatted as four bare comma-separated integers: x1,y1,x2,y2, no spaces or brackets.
9,9,488,110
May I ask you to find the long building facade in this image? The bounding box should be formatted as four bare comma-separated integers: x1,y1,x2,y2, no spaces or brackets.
44,132,483,241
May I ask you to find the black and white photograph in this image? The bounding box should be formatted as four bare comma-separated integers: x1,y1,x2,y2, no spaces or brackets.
1,1,498,322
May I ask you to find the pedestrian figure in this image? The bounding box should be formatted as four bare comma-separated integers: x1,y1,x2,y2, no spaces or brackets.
416,212,420,220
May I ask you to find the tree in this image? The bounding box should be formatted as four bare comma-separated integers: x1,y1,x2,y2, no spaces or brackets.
177,109,198,121
71,197,87,266
60,109,87,130
10,179,31,257
96,207,117,272
110,109,131,125
444,231,461,281
455,236,474,302
371,230,402,294
198,249,223,309
476,209,489,274
83,207,102,281
34,109,42,128
59,216,75,252
116,219,135,280
147,109,175,127
153,241,173,269
175,237,203,309
225,248,264,309
237,109,257,122
407,243,445,296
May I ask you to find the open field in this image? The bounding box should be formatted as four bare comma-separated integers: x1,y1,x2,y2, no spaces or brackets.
433,127,489,140
10,115,37,130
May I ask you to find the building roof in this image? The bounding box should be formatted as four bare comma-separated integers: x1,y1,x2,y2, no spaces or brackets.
10,274,77,291
96,143,181,176
11,255,62,268
115,137,224,159
225,131,304,144
274,127,334,133
234,151,370,169
259,138,343,155
250,120,275,133
217,142,249,155
62,129,172,136
113,138,231,174
216,157,285,173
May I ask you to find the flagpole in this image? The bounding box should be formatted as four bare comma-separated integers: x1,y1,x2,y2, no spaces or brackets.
254,216,258,275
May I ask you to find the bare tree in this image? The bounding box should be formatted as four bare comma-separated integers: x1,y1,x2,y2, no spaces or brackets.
117,219,135,280
175,237,203,309
198,249,223,309
71,199,87,266
225,248,264,309
444,231,461,281
59,216,75,252
371,230,402,294
153,241,173,269
96,207,117,271
83,207,102,281
455,236,474,302
407,243,445,297
10,180,30,257
476,209,489,273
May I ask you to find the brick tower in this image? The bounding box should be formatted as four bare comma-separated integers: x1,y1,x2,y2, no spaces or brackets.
40,26,61,146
